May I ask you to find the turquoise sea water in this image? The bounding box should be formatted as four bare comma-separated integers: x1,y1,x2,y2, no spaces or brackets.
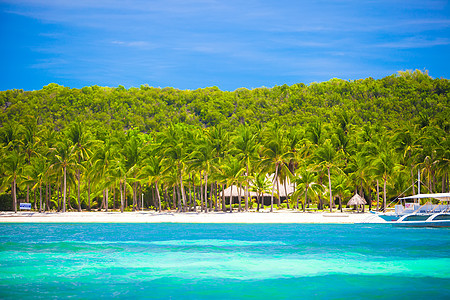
0,223,449,299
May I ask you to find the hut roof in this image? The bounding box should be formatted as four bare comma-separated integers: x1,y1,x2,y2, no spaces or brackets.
347,194,367,205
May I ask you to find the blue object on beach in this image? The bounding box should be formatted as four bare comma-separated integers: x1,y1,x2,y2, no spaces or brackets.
19,203,31,210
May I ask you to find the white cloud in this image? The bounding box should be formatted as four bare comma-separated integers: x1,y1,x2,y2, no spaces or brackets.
111,40,155,49
376,37,450,49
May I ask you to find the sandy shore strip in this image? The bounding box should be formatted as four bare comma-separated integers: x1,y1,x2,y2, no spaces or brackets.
0,211,386,224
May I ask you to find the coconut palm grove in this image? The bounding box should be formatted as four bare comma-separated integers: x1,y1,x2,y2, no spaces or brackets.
1,70,449,213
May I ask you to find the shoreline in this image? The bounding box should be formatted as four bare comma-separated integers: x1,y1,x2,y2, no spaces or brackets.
0,211,386,224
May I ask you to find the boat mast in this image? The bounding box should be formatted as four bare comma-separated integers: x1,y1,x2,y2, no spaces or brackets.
418,170,420,194
418,169,421,203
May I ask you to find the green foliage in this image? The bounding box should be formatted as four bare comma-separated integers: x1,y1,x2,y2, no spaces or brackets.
0,71,449,212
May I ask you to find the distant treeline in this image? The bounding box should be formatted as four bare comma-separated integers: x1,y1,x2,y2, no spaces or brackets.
0,70,449,212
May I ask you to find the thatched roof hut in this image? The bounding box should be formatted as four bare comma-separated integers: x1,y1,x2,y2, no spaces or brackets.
347,193,367,212
347,194,367,205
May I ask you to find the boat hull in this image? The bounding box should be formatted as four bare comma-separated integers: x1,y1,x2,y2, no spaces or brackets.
393,213,450,227
393,221,450,227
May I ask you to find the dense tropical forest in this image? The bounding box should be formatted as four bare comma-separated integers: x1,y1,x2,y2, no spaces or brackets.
0,70,449,213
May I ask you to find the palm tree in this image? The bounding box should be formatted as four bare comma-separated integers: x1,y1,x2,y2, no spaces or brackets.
332,173,351,212
25,156,49,212
91,138,116,211
189,131,216,213
22,121,40,203
347,152,371,208
141,155,164,212
393,125,422,195
232,125,259,211
159,124,191,212
50,139,76,212
260,123,293,212
315,139,339,212
250,172,271,211
435,135,450,193
291,169,322,212
122,132,144,211
2,150,24,212
208,126,230,211
372,149,397,212
67,122,93,211
220,156,245,213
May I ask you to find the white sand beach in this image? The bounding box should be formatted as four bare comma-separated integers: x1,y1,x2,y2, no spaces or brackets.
0,211,386,224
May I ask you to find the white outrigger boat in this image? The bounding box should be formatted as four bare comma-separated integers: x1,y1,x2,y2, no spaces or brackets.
372,193,450,222
391,193,450,227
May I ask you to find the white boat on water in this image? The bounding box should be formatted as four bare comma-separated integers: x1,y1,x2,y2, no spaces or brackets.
394,212,450,227
371,193,450,221
390,193,450,227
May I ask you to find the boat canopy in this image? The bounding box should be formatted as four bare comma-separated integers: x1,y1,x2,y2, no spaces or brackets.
399,193,450,202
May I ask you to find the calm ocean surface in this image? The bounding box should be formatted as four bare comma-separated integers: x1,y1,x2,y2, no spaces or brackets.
0,223,449,299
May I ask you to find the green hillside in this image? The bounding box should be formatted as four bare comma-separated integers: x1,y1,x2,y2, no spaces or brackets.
1,70,449,212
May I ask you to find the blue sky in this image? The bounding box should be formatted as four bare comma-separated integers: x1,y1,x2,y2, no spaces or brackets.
1,0,449,91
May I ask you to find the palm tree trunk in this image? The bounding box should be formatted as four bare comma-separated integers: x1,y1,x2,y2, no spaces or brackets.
245,164,249,211
284,180,289,209
57,183,61,212
199,173,204,212
101,189,105,210
46,183,49,212
276,178,281,207
376,179,380,211
270,163,279,212
180,172,187,212
120,181,124,213
39,183,43,213
204,172,208,213
163,186,168,210
238,183,242,212
327,166,332,213
303,186,308,212
229,185,233,213
383,176,387,212
132,181,136,212
113,187,116,210
188,182,192,212
123,177,127,212
172,186,176,210
215,182,219,211
222,184,226,212
68,184,73,210
192,185,197,212
33,189,36,210
176,186,182,212
105,188,109,212
12,178,17,213
155,181,161,212
63,166,67,213
256,192,260,211
210,182,214,211
77,169,81,212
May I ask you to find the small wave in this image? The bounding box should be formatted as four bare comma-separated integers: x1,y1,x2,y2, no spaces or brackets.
12,239,286,247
